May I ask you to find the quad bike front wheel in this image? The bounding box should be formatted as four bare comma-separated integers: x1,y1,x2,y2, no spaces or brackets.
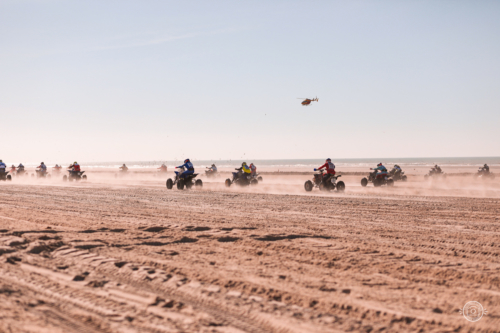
185,181,193,189
177,179,185,190
304,180,313,192
195,179,203,187
166,178,173,189
336,181,345,192
361,178,368,187
225,179,232,187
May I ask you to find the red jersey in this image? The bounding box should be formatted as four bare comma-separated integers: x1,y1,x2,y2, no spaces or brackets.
73,164,81,172
318,162,335,175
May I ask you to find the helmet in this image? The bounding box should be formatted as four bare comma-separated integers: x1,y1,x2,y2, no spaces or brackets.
435,165,438,168
184,159,190,163
0,160,2,162
41,162,44,164
378,163,382,167
123,164,126,166
326,158,331,162
484,164,488,167
242,162,247,166
74,162,78,164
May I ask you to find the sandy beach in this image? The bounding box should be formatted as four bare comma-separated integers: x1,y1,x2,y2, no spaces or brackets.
0,171,499,332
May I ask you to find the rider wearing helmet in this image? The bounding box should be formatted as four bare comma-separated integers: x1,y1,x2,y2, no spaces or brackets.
235,162,252,181
176,159,194,179
315,158,336,183
432,164,442,174
17,163,24,171
120,164,128,172
53,164,62,172
38,162,47,174
392,164,402,177
249,163,256,176
482,164,490,173
371,163,388,179
70,162,81,172
158,164,168,172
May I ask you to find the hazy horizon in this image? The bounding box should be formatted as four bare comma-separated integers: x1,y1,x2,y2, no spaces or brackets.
1,0,499,162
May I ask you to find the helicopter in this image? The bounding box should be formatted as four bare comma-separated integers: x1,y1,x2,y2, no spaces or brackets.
298,97,318,106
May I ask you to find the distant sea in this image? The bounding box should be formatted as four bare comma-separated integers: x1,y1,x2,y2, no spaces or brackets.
66,157,500,169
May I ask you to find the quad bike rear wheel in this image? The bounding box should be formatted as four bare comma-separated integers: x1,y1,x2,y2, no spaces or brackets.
195,179,203,187
336,181,345,191
7,175,12,181
166,178,173,189
361,178,368,187
373,178,382,187
250,179,258,186
304,180,313,192
185,181,193,189
82,175,87,181
225,179,232,187
177,179,185,190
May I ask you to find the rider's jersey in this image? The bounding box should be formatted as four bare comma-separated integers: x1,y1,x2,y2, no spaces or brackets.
73,164,81,172
373,165,387,172
0,162,7,170
211,166,218,172
178,161,194,171
242,165,251,174
250,165,256,174
39,164,47,171
318,162,336,175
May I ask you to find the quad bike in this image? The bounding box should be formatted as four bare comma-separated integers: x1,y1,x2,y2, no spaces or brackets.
35,169,51,179
16,169,29,177
225,170,258,187
474,168,495,180
63,170,87,182
205,169,219,179
424,169,446,180
304,170,345,192
166,166,202,190
0,170,12,181
361,171,394,187
389,169,407,182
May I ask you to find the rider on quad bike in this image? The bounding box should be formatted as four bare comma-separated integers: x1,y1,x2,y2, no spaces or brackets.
305,158,345,192
389,164,407,181
205,164,218,177
36,162,49,178
361,163,394,187
158,164,168,172
0,160,12,181
10,165,16,175
475,163,494,180
225,162,255,187
53,164,62,174
64,162,86,182
119,164,129,172
16,163,27,176
166,159,202,190
425,164,445,179
248,163,263,182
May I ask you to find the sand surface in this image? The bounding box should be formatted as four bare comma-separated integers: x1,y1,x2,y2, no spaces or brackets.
0,172,499,332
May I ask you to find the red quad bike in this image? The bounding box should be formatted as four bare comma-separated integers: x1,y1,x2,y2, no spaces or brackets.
304,170,345,192
63,170,87,182
361,171,394,187
0,170,12,182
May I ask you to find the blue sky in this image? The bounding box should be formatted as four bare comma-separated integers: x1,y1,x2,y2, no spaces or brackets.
1,0,499,163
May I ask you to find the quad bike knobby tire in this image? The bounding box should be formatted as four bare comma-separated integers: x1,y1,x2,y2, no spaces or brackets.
373,178,382,187
361,178,368,187
250,179,258,186
257,176,263,182
195,179,203,187
7,175,12,181
185,181,193,189
225,179,232,187
82,175,87,181
166,178,173,189
304,180,313,192
336,181,345,191
177,179,185,190
402,175,407,182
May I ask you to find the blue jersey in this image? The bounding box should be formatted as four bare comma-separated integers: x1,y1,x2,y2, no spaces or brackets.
178,161,194,171
374,165,387,172
0,162,6,169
